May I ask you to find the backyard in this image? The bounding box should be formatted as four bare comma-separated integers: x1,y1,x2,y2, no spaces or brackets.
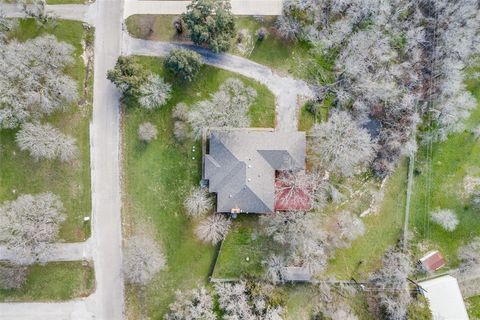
122,56,275,318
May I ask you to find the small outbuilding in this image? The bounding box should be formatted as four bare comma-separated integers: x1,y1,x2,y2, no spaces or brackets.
418,275,469,320
419,251,446,273
281,266,311,282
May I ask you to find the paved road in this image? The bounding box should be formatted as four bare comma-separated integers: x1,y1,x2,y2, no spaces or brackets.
0,240,92,263
89,0,125,319
123,34,314,131
123,0,282,18
0,1,125,319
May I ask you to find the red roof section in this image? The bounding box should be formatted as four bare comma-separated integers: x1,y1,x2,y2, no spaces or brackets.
274,176,312,212
420,251,446,272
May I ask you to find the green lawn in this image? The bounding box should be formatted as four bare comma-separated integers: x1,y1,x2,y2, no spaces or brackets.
326,162,407,280
213,162,407,281
125,15,313,77
0,262,95,301
467,295,480,319
0,19,93,242
122,56,275,318
212,215,275,279
409,68,480,268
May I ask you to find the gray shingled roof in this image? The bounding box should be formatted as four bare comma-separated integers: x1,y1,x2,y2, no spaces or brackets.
203,129,306,213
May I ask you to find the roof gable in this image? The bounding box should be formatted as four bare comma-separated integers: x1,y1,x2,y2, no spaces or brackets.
203,129,306,213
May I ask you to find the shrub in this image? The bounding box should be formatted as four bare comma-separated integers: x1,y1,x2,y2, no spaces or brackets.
257,27,268,40
172,102,189,121
138,74,172,109
430,209,458,232
195,214,231,245
123,235,166,285
183,187,212,217
0,263,28,289
107,56,148,98
164,48,203,82
173,121,189,142
138,122,158,142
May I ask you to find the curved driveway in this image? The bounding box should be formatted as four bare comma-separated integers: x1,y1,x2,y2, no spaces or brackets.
123,34,314,131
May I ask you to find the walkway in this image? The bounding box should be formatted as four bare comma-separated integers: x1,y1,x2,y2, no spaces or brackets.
123,0,282,19
0,299,95,320
0,3,96,24
0,240,92,263
123,34,314,131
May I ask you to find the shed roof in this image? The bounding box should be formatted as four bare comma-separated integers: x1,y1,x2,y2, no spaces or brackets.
281,267,311,282
418,275,468,320
419,251,446,272
204,129,306,213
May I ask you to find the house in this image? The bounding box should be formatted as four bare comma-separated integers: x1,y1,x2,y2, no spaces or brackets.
419,251,446,273
418,275,469,320
203,129,306,213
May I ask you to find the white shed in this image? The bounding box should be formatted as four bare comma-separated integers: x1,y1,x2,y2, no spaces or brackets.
418,275,469,320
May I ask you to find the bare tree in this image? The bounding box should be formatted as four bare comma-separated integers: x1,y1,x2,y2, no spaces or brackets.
214,281,285,320
430,209,458,232
138,122,158,142
194,214,231,245
138,74,172,110
264,254,285,284
275,169,318,209
310,111,375,176
20,0,51,25
165,286,216,320
0,35,78,128
0,263,28,289
0,193,65,265
458,237,480,272
369,247,412,320
123,235,166,285
183,187,212,218
173,121,189,142
215,281,255,319
188,78,257,139
172,102,189,121
16,122,78,162
0,10,18,43
328,211,365,249
260,211,328,275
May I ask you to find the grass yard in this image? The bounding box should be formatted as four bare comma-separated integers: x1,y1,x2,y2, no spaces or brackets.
125,15,313,77
467,295,480,319
213,161,407,281
122,56,275,318
212,215,274,279
408,68,480,269
326,162,407,280
0,19,93,242
0,262,95,301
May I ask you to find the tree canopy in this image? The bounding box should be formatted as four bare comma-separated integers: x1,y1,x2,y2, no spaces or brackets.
182,0,236,53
